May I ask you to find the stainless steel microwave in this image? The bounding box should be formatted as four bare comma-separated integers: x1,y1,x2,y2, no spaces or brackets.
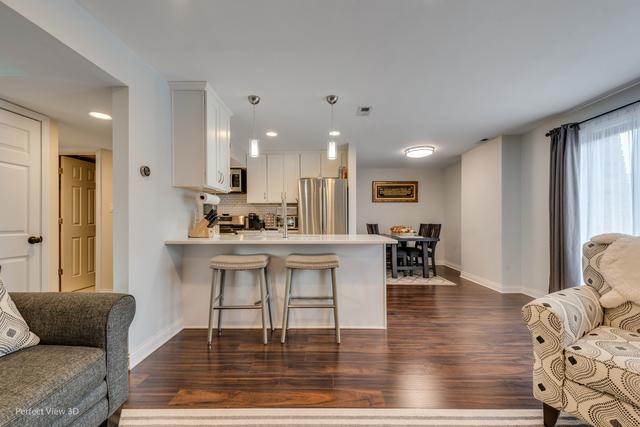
229,168,246,193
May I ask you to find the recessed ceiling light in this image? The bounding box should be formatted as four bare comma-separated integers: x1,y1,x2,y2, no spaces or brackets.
265,131,278,137
404,146,435,158
89,111,112,120
329,130,341,136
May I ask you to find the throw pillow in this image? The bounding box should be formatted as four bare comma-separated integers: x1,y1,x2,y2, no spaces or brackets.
0,277,39,357
600,235,640,308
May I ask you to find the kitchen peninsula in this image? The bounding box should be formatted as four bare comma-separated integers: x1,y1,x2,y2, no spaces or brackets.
166,233,395,329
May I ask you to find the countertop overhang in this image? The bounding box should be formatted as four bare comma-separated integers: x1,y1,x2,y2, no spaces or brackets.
165,234,396,245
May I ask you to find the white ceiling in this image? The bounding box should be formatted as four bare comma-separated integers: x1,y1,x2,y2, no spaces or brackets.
77,0,640,167
0,3,118,149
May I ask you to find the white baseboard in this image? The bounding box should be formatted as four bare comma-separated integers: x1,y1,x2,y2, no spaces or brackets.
182,324,385,330
459,271,520,294
442,260,461,271
129,318,183,369
519,287,548,299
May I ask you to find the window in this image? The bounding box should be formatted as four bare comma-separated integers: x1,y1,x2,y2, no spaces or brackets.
579,103,640,243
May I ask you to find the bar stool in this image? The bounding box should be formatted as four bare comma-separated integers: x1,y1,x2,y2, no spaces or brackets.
281,254,340,344
208,254,273,347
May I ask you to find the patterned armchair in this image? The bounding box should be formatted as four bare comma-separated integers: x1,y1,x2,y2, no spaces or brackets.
522,236,640,427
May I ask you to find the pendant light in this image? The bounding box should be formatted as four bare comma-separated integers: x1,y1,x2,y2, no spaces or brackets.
248,95,261,158
326,95,338,160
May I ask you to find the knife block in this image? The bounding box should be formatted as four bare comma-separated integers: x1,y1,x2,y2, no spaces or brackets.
188,218,213,238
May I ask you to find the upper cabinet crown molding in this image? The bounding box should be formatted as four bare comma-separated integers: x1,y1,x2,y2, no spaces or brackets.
170,81,232,193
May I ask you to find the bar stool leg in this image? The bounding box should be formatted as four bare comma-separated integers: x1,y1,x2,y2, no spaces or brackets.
215,270,225,336
331,267,341,344
264,267,274,332
207,268,218,348
281,268,292,343
258,268,268,345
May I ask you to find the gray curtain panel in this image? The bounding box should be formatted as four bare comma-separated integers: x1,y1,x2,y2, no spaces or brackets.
549,124,581,292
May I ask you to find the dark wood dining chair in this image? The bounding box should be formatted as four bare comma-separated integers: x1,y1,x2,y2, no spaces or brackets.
367,223,411,276
366,223,380,234
410,223,442,277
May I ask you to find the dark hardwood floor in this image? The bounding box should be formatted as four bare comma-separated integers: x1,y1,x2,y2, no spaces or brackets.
126,266,536,409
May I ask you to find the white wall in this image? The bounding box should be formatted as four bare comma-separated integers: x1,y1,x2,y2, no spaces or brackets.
443,161,461,269
5,0,192,366
96,149,113,291
460,138,502,288
519,83,640,297
501,136,522,291
356,167,447,262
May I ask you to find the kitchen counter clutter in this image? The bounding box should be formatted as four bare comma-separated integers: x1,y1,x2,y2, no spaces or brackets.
166,233,395,329
166,233,395,245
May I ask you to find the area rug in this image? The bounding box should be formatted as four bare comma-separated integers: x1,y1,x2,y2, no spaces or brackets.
119,408,588,426
386,272,456,286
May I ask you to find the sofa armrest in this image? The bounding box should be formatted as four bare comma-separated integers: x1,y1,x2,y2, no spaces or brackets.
10,292,135,416
521,286,603,409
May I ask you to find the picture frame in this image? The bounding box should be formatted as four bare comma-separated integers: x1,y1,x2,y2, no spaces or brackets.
372,181,418,203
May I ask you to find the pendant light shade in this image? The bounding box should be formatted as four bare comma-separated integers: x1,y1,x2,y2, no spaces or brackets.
327,140,337,160
248,95,260,158
326,95,338,160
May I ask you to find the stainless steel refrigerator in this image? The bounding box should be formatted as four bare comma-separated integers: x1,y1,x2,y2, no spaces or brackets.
298,178,348,234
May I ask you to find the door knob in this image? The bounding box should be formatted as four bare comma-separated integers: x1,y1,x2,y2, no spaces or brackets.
28,236,43,244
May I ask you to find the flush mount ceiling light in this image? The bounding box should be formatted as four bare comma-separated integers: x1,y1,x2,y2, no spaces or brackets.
265,131,278,137
89,111,112,120
326,95,339,160
404,146,435,158
248,95,261,158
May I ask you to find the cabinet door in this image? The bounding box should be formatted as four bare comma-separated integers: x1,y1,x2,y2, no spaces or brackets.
246,155,267,203
321,152,341,178
217,108,231,192
266,153,284,203
300,152,321,178
204,91,220,189
283,153,300,203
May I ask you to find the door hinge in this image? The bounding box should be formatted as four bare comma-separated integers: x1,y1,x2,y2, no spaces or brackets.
58,167,63,175
58,218,63,225
58,268,63,276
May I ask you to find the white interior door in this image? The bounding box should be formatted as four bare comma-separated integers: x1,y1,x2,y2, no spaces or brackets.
60,156,96,292
0,108,42,292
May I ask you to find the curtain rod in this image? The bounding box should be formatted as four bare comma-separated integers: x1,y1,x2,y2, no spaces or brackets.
545,98,640,137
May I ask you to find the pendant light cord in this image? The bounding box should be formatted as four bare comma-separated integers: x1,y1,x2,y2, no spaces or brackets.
251,103,256,140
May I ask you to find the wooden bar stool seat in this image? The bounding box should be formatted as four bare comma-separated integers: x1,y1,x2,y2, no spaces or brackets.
208,254,273,348
281,253,341,344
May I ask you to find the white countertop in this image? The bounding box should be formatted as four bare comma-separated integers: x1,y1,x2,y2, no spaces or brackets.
165,233,396,245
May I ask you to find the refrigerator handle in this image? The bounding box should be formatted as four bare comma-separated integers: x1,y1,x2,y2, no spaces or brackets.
321,179,327,235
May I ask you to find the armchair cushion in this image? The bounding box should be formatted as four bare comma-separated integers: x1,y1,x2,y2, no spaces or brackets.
522,286,603,409
564,326,640,406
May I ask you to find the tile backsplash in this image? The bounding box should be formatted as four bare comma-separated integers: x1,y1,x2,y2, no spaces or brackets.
216,193,280,217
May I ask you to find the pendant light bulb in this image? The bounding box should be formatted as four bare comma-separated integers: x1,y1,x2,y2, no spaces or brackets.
248,95,261,158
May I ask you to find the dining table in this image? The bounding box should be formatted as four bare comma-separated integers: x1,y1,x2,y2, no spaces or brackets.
380,233,440,279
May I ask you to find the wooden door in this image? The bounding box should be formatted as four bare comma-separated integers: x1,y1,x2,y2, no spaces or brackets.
0,108,41,292
60,156,96,292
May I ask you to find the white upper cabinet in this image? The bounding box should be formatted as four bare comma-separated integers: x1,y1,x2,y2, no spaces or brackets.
170,81,232,193
300,152,322,178
245,150,345,203
246,155,267,203
266,153,284,203
283,153,300,203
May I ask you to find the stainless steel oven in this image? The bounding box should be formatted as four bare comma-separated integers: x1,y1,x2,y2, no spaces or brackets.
229,168,246,193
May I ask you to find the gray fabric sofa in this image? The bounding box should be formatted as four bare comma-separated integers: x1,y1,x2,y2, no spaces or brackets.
0,293,135,427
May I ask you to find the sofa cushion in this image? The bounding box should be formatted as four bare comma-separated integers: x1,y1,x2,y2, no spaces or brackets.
565,326,640,406
0,278,39,357
0,345,106,426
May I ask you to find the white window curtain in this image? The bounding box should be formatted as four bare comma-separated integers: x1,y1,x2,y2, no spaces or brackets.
579,102,640,244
